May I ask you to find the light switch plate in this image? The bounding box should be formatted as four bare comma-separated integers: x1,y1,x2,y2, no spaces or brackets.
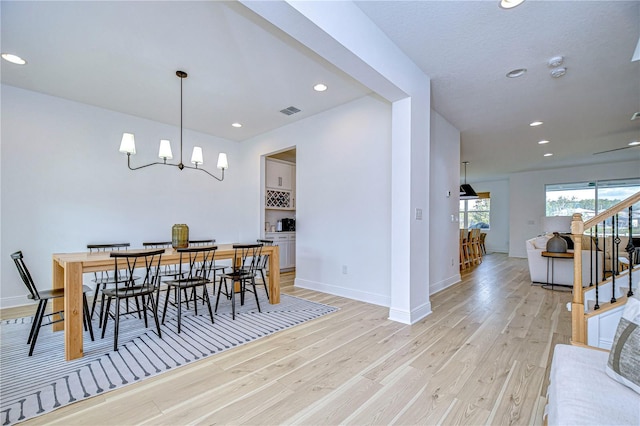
416,208,423,220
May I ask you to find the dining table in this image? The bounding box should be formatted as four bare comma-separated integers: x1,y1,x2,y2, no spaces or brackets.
51,244,280,360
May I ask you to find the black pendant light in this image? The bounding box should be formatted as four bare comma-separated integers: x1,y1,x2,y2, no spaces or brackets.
460,161,479,199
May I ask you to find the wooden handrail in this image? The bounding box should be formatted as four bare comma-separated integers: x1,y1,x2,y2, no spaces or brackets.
584,191,640,228
570,190,640,345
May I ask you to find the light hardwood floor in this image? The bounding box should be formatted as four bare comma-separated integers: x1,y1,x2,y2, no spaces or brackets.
4,255,572,425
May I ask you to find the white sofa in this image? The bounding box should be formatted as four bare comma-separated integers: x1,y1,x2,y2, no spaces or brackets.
545,344,640,425
526,234,603,287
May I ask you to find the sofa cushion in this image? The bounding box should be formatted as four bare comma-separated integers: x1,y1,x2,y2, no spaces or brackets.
606,295,640,394
532,236,549,250
546,344,640,425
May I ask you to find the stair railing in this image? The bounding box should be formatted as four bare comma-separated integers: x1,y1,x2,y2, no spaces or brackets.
571,191,640,344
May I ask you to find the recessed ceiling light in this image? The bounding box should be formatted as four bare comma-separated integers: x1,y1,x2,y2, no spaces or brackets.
231,123,242,128
506,68,527,78
544,153,553,157
313,83,328,92
550,67,567,78
548,56,564,68
538,140,550,144
629,141,640,146
530,121,543,127
1,53,27,65
499,0,525,9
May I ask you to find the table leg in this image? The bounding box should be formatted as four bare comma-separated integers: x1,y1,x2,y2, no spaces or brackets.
52,258,65,332
64,262,84,360
269,246,280,304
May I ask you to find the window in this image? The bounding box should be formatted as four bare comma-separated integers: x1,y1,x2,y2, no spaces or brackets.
545,178,640,221
460,192,490,230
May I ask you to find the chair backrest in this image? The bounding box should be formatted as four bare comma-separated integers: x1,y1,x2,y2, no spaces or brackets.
88,243,131,281
11,251,40,300
233,243,263,275
110,248,164,295
87,243,130,251
256,239,273,269
142,241,172,249
189,239,216,247
176,246,218,282
142,242,175,275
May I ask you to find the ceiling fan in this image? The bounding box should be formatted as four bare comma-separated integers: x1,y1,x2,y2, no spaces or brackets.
593,112,640,155
593,144,640,155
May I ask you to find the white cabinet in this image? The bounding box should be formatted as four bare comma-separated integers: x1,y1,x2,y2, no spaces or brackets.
265,232,295,270
265,159,295,210
266,159,293,190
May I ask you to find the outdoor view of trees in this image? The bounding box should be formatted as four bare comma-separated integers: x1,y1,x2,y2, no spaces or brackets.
460,198,490,229
545,196,622,219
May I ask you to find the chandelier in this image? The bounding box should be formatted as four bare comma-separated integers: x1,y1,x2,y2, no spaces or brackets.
118,70,228,181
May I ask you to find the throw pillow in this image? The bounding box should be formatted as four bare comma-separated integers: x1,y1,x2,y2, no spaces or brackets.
559,234,574,250
606,295,640,394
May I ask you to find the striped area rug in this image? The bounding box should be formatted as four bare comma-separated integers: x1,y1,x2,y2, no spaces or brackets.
0,291,337,425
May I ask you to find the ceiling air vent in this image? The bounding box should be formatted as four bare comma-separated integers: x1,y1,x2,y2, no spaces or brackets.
280,106,301,116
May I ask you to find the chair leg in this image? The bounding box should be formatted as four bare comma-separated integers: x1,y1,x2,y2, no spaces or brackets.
83,294,95,341
203,285,214,324
176,285,182,334
147,293,162,339
251,277,261,313
27,300,45,345
101,297,112,339
141,295,148,328
215,278,224,313
231,279,236,320
98,291,107,328
162,286,171,325
260,269,269,299
28,300,47,356
90,283,102,320
113,297,121,351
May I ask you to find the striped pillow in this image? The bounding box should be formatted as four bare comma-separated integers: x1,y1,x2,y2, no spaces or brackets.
606,295,640,394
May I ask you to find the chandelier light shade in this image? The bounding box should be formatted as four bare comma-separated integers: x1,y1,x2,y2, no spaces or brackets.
191,146,203,165
460,161,479,200
217,152,229,170
158,139,173,160
119,133,136,155
118,70,227,181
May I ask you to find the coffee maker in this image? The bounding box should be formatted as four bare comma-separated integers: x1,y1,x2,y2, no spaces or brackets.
281,218,296,231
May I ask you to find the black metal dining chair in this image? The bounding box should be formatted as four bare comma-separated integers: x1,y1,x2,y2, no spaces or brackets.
87,243,132,322
190,238,230,294
100,248,164,351
161,245,218,333
11,251,94,356
215,243,264,320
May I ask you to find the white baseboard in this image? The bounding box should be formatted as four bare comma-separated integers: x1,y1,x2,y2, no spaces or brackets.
294,278,390,307
388,300,432,324
0,295,33,310
430,274,461,295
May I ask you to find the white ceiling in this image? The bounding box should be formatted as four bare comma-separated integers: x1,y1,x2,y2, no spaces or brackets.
2,1,639,182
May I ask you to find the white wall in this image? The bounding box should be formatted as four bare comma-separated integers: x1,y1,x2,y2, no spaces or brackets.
1,85,243,308
509,160,640,258
242,95,393,306
429,110,461,294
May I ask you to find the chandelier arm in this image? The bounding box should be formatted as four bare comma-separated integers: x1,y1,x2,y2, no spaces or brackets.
181,164,225,181
126,154,182,171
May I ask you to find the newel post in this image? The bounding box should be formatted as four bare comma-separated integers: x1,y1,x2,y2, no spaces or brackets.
571,213,586,344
